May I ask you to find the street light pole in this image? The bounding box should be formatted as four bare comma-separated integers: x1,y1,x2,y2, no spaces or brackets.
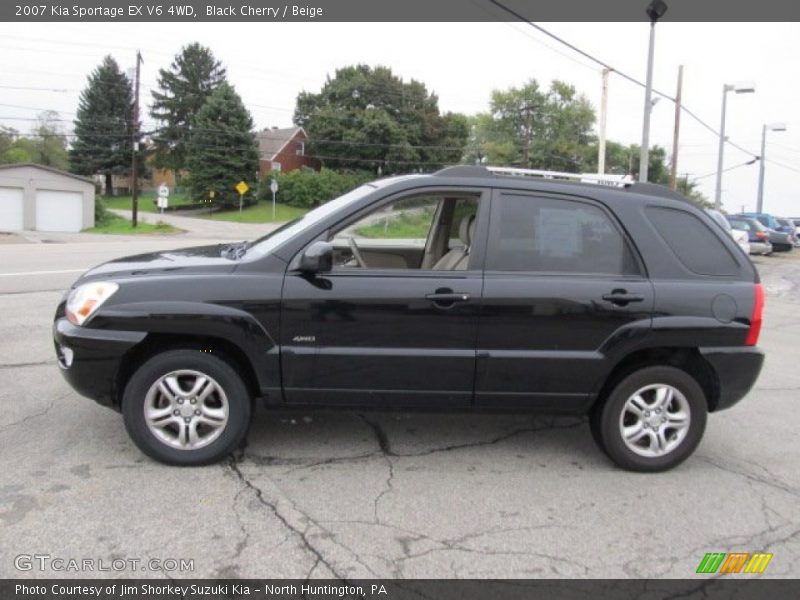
714,81,755,210
757,124,766,213
639,1,668,183
713,85,729,211
639,20,657,183
756,122,787,213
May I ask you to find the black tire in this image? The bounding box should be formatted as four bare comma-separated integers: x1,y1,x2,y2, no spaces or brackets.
590,366,707,472
122,349,252,466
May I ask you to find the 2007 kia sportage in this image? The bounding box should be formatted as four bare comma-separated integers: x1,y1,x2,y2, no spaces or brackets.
53,166,765,471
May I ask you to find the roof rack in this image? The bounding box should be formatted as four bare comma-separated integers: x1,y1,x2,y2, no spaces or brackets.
434,165,634,188
485,166,634,188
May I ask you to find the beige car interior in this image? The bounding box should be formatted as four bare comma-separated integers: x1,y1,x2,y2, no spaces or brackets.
333,194,479,271
430,214,475,270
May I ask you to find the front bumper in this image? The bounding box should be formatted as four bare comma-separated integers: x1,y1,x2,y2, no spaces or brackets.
700,347,765,411
53,318,146,410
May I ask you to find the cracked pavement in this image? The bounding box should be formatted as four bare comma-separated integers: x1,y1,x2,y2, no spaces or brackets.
0,239,798,579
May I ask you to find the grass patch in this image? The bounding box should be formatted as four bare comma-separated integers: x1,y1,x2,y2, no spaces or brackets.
356,208,434,239
104,194,193,213
85,215,180,234
203,201,307,223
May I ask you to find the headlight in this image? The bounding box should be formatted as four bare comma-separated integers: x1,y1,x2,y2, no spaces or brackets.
66,281,119,326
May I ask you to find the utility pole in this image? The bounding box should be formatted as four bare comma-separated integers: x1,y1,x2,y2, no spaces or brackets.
131,50,142,228
598,68,610,174
669,65,683,190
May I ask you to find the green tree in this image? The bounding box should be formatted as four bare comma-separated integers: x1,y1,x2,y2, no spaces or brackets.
29,111,68,169
676,176,712,209
150,43,227,173
70,56,136,196
260,168,373,208
468,79,595,171
2,146,33,164
589,141,711,207
0,114,67,169
0,126,17,161
294,64,467,173
185,82,259,203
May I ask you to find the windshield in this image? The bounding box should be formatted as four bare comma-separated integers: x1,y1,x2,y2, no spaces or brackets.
246,184,377,257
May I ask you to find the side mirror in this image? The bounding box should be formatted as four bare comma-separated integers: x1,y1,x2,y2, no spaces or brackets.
298,241,333,273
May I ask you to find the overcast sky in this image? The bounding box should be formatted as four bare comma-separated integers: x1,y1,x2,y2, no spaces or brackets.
1,21,798,216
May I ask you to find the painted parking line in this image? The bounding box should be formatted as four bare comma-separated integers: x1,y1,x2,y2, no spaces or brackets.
0,269,86,277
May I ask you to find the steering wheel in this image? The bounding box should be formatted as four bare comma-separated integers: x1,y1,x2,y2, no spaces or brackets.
348,237,368,268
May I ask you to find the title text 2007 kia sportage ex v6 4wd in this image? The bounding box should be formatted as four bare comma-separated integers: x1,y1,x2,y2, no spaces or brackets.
53,166,765,471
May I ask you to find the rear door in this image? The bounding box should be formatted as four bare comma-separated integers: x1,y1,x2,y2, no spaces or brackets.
475,190,654,412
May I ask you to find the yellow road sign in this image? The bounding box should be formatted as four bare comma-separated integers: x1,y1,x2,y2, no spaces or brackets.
235,181,249,195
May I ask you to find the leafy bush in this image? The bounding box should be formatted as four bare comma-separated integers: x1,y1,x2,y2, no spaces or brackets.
258,168,373,209
94,196,113,226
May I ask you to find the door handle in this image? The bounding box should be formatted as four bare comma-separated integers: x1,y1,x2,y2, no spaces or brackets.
425,292,471,303
601,290,645,306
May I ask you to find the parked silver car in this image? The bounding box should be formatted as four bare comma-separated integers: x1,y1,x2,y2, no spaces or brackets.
726,216,773,255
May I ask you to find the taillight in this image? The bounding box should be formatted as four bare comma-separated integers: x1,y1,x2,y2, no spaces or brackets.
756,231,768,240
745,283,764,346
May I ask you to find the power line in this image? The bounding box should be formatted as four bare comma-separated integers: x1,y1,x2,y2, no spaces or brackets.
691,158,759,181
765,158,800,176
11,126,474,153
486,0,760,159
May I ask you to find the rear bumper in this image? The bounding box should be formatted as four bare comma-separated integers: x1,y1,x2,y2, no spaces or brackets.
700,347,765,411
749,241,772,255
53,318,146,410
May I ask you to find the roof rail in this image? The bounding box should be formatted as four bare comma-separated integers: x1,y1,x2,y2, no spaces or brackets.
485,166,634,188
434,165,634,188
434,165,491,177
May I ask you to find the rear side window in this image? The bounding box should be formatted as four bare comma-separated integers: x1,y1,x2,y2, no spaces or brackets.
646,207,739,276
485,194,640,275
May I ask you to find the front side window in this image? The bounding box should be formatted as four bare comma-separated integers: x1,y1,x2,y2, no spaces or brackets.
485,194,639,275
329,193,480,270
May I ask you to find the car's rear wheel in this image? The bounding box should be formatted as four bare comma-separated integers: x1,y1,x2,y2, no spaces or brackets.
590,366,707,472
122,349,251,466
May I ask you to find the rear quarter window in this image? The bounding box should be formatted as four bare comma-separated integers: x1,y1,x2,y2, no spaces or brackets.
645,206,740,276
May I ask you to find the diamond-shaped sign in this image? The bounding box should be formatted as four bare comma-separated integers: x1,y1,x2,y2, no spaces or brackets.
235,181,249,195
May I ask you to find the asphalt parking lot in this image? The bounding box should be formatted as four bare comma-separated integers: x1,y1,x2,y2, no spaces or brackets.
1,235,798,579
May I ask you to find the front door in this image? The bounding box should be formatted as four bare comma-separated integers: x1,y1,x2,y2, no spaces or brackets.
475,190,654,412
280,189,488,408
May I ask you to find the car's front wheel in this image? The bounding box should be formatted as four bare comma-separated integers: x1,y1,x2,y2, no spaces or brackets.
591,366,707,472
122,349,252,466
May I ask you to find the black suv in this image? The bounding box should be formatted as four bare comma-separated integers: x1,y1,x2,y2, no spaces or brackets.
53,166,765,471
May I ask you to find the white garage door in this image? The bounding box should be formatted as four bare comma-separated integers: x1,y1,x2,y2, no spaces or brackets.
35,190,84,232
0,187,24,231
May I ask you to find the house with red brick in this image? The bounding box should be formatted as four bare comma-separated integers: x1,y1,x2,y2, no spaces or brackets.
257,126,319,178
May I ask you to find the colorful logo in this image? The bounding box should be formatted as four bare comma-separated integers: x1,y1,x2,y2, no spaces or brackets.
696,552,773,574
